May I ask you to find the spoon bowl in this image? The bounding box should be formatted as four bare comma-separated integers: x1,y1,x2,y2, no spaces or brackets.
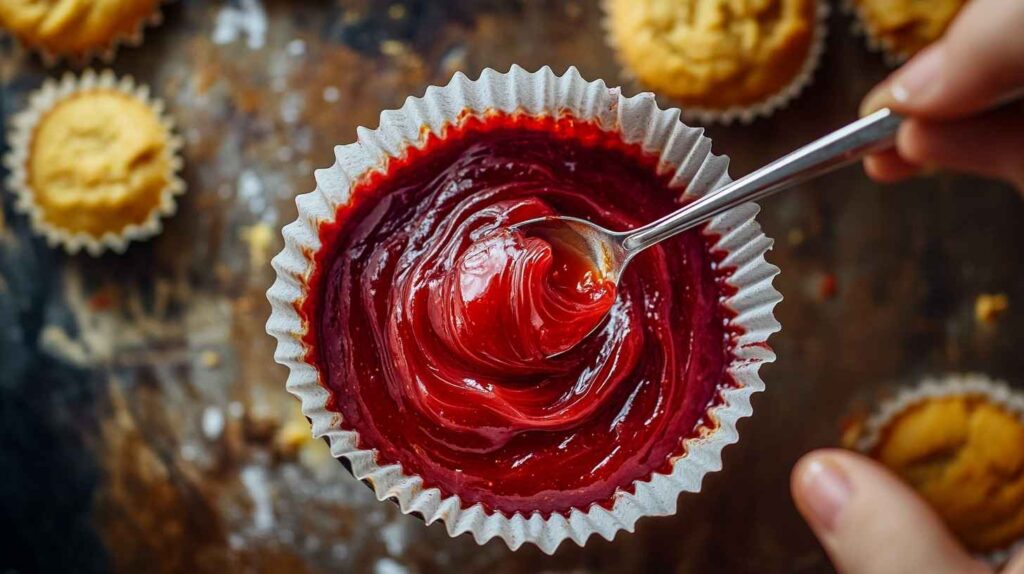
513,216,631,283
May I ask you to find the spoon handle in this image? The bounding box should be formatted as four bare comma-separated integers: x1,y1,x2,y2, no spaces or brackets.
621,108,903,253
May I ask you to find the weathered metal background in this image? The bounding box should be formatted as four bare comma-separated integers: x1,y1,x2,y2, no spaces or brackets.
1,1,1021,572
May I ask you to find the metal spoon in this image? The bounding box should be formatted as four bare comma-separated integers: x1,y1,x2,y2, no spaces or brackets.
515,108,903,290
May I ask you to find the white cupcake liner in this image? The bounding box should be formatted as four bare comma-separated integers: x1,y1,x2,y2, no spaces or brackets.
265,65,782,554
854,373,1024,565
2,1,169,67
3,69,185,256
601,0,830,125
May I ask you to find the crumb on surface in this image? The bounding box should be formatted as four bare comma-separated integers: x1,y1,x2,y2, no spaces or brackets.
975,293,1009,324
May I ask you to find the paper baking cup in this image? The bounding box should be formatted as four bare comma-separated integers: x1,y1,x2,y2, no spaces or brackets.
3,69,185,256
1,1,168,66
853,373,1024,565
601,0,829,125
266,65,782,554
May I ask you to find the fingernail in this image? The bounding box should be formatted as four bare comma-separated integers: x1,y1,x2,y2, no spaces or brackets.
860,82,893,117
798,458,852,531
890,45,944,106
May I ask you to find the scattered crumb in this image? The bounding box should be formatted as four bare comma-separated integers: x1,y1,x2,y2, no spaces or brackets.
439,44,467,76
88,286,116,311
200,350,221,369
244,410,280,443
240,223,276,268
342,9,362,25
565,1,583,19
975,293,1009,324
787,227,805,247
274,419,312,460
839,410,868,449
387,4,407,20
817,273,837,300
379,40,407,57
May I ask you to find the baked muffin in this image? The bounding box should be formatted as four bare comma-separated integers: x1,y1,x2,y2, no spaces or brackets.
605,0,821,115
869,394,1024,553
851,0,967,60
0,0,162,61
6,71,184,254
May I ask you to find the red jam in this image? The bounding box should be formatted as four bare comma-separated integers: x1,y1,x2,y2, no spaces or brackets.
302,112,737,515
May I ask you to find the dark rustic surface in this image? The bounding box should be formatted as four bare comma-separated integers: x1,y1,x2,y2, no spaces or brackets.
1,1,1021,573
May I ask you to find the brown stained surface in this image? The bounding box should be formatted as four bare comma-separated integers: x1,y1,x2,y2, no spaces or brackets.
0,1,1021,573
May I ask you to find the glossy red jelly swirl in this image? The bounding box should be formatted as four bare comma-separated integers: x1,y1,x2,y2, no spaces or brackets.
429,220,616,370
303,113,736,515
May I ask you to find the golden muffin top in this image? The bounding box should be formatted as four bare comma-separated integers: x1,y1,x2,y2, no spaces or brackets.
28,90,171,238
0,0,162,58
853,0,967,58
871,395,1024,552
606,0,818,108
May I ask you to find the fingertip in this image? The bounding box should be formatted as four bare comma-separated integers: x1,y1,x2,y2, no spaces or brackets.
791,450,855,533
792,449,987,574
860,81,896,117
1006,548,1024,574
864,150,921,183
895,120,932,166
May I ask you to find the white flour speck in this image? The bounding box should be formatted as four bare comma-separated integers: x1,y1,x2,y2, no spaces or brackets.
201,406,225,440
287,38,307,56
374,558,408,574
240,465,275,532
379,521,407,555
238,170,267,214
323,86,340,103
280,92,303,125
212,0,267,50
180,443,200,461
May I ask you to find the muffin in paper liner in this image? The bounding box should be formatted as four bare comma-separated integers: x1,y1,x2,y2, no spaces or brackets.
851,373,1024,565
3,69,185,256
0,0,169,66
265,65,782,553
842,0,966,66
601,0,830,125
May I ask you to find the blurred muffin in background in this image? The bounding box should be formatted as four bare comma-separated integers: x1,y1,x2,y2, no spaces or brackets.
5,70,184,255
604,0,824,122
850,0,967,61
850,377,1024,555
0,0,163,62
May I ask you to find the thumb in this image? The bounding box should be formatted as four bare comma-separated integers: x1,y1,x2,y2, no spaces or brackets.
861,0,1024,119
791,449,990,574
